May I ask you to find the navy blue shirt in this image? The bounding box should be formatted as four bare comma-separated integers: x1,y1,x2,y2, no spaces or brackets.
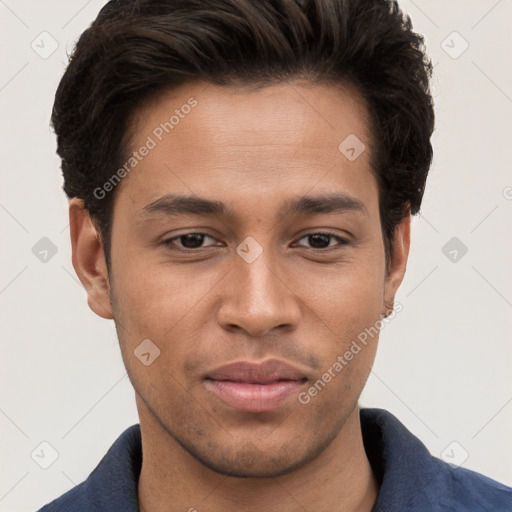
37,408,512,511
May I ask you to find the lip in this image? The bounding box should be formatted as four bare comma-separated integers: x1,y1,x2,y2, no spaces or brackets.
204,360,308,413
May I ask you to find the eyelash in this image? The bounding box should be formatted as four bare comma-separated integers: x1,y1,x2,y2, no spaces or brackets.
162,231,350,252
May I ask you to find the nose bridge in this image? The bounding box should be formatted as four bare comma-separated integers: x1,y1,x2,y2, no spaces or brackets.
239,248,281,306
217,239,300,336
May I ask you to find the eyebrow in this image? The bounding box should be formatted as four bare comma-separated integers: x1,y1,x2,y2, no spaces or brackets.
140,192,368,220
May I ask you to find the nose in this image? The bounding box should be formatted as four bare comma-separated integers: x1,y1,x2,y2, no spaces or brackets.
216,247,301,337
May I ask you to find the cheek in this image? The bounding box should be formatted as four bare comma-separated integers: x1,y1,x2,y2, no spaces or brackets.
297,254,385,383
112,260,220,337
300,256,385,332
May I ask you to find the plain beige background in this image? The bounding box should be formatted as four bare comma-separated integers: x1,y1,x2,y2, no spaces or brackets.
1,1,511,510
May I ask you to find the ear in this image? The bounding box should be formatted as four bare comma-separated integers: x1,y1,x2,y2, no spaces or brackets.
69,198,113,320
383,214,411,316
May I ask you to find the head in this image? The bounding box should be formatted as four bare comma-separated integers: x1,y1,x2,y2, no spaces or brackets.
54,0,434,477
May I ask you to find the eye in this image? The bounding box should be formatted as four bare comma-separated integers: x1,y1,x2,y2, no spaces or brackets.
294,232,349,250
162,231,349,252
163,232,219,250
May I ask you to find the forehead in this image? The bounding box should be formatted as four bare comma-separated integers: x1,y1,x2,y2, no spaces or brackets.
116,80,377,217
130,79,372,152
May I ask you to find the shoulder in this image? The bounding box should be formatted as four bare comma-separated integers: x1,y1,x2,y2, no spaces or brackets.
360,408,512,512
36,483,91,512
35,424,141,512
421,458,512,511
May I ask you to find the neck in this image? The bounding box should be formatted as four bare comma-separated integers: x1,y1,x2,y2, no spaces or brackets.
137,400,378,512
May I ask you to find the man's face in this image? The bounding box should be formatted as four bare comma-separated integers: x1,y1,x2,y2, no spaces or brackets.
79,81,408,477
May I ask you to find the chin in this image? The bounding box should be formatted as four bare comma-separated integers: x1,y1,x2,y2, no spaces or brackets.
172,425,341,479
186,444,316,478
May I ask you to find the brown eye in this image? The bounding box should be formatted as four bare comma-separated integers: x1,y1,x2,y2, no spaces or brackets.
295,232,349,250
163,233,217,250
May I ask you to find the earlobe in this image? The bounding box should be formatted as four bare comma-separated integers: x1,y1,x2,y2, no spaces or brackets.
69,198,113,320
383,214,411,315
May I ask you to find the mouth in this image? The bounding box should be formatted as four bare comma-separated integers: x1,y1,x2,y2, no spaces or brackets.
204,360,308,413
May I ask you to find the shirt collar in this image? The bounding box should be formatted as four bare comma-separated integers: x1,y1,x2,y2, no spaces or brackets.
360,408,438,511
75,407,498,511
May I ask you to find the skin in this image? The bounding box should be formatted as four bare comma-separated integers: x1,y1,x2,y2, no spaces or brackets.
69,80,410,512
